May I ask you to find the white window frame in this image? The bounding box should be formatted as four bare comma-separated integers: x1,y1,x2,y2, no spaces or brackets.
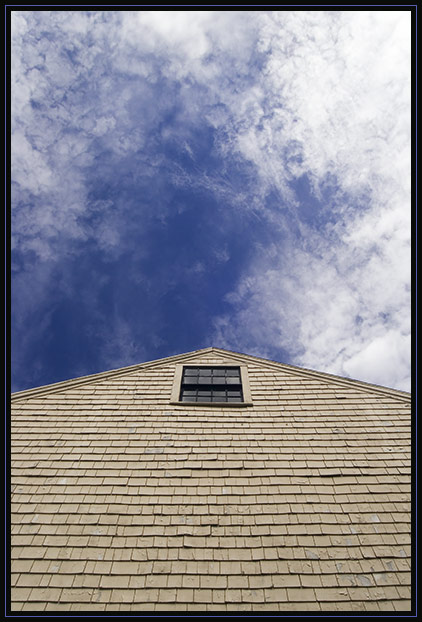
170,364,253,406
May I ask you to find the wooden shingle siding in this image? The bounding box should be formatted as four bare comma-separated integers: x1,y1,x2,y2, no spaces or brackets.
11,348,411,612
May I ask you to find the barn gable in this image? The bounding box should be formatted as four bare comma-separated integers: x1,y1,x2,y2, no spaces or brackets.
11,348,412,612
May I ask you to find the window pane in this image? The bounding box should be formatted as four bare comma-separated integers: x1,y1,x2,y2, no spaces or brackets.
211,377,227,385
184,368,199,376
182,395,196,402
198,391,212,397
226,377,240,385
199,368,212,376
227,390,241,397
213,369,226,376
198,377,212,385
199,395,212,402
212,395,227,402
226,369,240,377
184,377,198,385
227,396,242,402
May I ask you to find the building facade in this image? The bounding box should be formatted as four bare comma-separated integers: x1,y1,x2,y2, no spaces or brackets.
10,347,412,612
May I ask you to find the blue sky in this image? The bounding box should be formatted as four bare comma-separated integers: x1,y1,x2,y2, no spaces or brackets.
11,10,411,392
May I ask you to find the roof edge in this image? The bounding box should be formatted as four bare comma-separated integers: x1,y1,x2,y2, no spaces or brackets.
11,346,411,403
10,348,215,402
207,347,411,402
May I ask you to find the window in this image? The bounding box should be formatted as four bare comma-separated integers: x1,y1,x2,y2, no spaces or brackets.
181,366,243,403
170,364,252,406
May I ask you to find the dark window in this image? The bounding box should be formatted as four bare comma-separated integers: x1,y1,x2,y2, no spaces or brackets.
180,366,243,403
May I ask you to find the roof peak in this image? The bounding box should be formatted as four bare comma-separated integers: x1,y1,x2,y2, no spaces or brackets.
11,345,410,402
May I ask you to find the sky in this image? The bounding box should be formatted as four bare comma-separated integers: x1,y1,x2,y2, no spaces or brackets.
10,10,412,393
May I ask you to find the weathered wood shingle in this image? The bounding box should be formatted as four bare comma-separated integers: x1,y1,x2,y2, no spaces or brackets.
11,347,411,612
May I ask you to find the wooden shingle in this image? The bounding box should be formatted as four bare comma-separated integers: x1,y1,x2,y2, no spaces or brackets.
11,347,412,612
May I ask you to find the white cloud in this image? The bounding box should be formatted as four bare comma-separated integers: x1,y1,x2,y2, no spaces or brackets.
209,11,411,391
213,229,411,391
343,331,411,391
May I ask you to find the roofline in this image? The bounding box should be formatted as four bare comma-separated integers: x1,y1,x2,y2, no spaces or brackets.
10,348,215,402
208,347,411,402
11,346,411,403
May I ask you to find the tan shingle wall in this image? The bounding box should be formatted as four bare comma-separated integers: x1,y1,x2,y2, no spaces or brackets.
11,352,411,612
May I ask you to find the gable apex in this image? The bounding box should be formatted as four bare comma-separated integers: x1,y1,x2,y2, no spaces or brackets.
169,348,249,366
11,346,410,402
